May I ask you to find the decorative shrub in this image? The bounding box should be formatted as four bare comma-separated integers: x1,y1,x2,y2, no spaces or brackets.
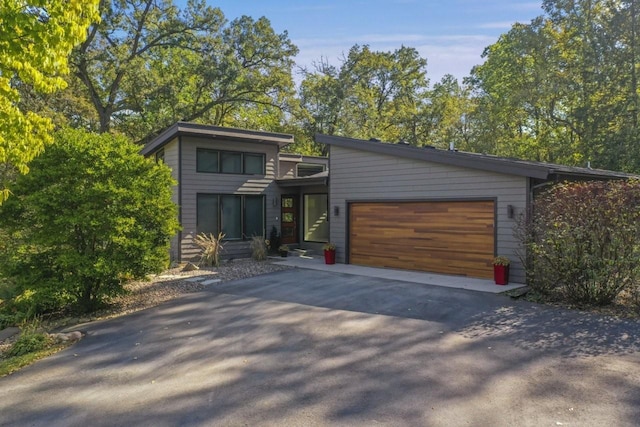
6,320,52,358
194,232,225,267
7,331,53,358
0,128,180,313
250,236,268,261
517,180,640,305
492,256,510,266
323,243,336,251
268,226,281,253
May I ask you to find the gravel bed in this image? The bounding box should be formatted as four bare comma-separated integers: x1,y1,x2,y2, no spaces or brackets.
100,258,291,317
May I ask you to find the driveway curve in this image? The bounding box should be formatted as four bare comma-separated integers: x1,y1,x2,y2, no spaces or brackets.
1,269,638,426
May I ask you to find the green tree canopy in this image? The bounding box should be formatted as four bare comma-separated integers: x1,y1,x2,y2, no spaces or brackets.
298,44,430,154
0,0,99,203
469,0,640,171
64,0,298,142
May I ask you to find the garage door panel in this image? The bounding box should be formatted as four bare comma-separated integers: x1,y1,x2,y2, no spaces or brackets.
349,200,495,279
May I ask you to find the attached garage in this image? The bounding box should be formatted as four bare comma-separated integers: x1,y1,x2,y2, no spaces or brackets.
349,200,496,279
316,133,633,284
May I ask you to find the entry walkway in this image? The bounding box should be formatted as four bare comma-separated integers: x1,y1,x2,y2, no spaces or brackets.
272,256,526,294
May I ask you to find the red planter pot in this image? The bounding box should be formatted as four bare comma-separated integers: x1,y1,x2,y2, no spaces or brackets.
494,265,509,285
324,249,336,265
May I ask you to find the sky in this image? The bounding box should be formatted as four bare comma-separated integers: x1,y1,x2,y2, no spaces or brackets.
206,0,544,83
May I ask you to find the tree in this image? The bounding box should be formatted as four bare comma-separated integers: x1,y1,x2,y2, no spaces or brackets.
68,0,298,141
418,74,476,150
469,0,640,171
0,0,99,203
298,45,430,153
0,128,180,313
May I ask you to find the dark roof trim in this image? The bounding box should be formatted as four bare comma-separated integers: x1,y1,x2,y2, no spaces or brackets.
315,134,635,180
141,122,294,156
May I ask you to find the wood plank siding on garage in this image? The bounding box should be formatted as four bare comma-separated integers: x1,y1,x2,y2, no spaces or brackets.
349,200,496,279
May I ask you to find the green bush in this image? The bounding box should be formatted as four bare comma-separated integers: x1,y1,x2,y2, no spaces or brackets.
0,128,180,313
518,180,640,306
268,226,281,253
7,331,53,358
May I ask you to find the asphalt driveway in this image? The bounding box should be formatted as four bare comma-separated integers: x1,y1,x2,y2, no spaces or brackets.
1,269,639,426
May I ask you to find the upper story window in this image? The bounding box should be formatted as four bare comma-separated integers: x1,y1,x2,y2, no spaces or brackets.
197,148,265,175
297,163,325,177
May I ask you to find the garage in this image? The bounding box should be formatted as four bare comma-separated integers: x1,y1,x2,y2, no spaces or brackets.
348,200,496,279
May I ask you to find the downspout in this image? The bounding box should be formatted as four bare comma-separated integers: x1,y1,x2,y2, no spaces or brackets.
178,135,183,261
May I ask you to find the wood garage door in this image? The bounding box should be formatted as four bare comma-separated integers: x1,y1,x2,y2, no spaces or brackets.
349,200,495,279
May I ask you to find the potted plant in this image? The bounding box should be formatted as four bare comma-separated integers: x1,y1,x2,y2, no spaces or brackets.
278,244,289,257
492,256,510,285
323,242,336,265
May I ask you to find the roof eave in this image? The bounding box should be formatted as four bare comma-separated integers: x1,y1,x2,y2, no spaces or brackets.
315,133,550,180
141,122,294,156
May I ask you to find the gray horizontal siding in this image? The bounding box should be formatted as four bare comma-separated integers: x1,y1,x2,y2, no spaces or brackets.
151,139,181,262
178,136,281,260
329,145,528,283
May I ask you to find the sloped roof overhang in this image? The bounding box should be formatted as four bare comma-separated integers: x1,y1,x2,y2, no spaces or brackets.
315,134,636,181
141,122,294,156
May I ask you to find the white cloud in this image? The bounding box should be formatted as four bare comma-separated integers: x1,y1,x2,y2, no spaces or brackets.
476,21,519,30
293,33,496,83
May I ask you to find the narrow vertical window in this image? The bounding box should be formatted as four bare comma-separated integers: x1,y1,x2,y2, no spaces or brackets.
304,194,329,242
245,196,265,238
155,148,165,163
197,194,219,234
221,195,242,239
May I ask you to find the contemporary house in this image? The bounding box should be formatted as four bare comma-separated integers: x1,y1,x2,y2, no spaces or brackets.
142,122,632,284
140,122,329,262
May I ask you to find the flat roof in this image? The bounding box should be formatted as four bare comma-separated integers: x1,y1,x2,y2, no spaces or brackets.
141,122,294,156
315,134,635,180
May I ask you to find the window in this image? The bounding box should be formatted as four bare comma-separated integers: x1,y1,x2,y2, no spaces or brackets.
197,195,219,235
221,195,242,238
197,194,265,240
304,194,329,242
244,153,265,175
244,196,264,237
297,163,325,177
221,152,242,173
197,149,265,175
197,149,219,173
155,148,165,163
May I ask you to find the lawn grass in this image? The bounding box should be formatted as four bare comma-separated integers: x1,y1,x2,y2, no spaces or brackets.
0,343,71,377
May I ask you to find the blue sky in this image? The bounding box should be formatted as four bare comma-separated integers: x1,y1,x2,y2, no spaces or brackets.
206,0,544,83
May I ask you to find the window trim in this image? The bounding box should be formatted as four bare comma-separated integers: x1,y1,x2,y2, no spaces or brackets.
196,148,265,175
196,193,266,240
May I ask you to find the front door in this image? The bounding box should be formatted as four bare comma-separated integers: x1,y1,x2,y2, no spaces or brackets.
281,194,298,244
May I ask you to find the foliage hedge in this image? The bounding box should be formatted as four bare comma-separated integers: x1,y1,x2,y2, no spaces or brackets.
0,128,180,314
518,180,640,306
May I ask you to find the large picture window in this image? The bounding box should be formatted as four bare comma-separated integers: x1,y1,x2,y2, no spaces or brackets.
197,149,265,175
304,194,329,242
197,194,265,240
